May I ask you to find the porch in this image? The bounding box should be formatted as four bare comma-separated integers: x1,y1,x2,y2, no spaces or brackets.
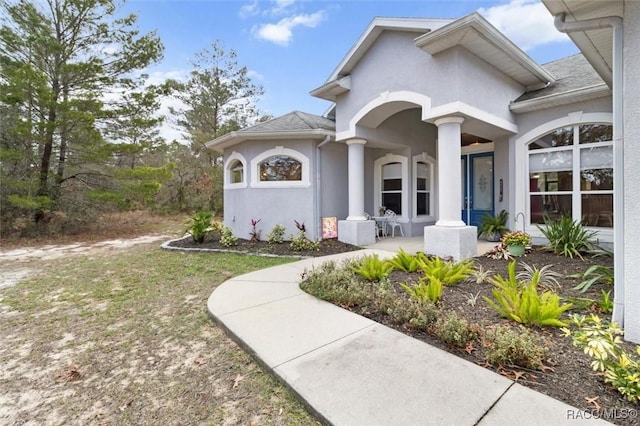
364,235,496,257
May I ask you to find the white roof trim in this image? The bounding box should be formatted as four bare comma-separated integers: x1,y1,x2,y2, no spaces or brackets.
415,12,555,91
510,83,611,113
206,129,335,152
309,76,351,101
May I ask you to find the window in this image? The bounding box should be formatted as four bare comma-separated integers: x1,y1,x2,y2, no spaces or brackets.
528,124,613,228
229,160,244,184
374,154,408,218
224,152,247,189
259,156,302,181
250,146,310,188
382,162,402,215
413,153,435,220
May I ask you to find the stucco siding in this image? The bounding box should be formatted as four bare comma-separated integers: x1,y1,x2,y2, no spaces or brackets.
623,0,640,340
319,142,348,222
515,96,612,138
223,139,319,240
334,32,523,134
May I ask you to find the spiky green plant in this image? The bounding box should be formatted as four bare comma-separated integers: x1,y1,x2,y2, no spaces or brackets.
537,215,596,259
419,256,474,286
484,261,572,327
351,254,393,282
570,264,614,293
184,211,213,243
516,263,562,291
388,249,422,272
400,277,443,303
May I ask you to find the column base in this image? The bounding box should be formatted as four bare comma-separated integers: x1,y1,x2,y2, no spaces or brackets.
424,225,477,261
338,220,376,246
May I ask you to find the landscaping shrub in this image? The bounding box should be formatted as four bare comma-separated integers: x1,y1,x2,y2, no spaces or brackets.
290,232,320,252
484,325,549,369
219,225,238,247
184,211,213,243
432,311,478,347
564,314,640,403
266,224,286,244
537,216,596,259
300,260,372,307
484,261,572,327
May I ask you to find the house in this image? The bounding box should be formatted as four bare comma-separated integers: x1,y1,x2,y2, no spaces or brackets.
207,1,640,341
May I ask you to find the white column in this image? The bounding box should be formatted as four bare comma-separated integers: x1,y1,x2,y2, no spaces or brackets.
346,138,367,221
434,116,466,227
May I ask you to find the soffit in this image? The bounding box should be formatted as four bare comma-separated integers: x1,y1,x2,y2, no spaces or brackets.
541,0,624,80
415,12,554,91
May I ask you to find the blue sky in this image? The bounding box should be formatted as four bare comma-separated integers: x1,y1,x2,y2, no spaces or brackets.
122,0,579,141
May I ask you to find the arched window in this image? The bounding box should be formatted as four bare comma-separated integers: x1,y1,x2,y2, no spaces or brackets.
259,156,302,181
224,152,247,189
528,123,613,228
374,154,408,218
250,147,310,188
413,153,436,220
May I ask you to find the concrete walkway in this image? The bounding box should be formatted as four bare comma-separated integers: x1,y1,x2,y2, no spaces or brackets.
207,249,611,425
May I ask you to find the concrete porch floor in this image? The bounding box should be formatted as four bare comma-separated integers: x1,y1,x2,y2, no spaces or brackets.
364,235,496,257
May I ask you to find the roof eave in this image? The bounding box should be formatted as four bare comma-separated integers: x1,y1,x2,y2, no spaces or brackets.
309,76,351,101
415,12,555,91
206,129,335,153
510,83,611,113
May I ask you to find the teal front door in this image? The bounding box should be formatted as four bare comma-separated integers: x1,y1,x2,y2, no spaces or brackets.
461,152,494,226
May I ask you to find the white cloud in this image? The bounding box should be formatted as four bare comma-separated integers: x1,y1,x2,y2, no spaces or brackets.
478,0,570,51
271,0,296,15
239,0,259,18
253,10,325,46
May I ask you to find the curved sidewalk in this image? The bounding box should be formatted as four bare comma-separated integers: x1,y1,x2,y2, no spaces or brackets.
207,249,610,425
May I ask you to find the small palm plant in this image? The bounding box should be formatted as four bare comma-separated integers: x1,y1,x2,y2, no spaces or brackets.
184,211,213,243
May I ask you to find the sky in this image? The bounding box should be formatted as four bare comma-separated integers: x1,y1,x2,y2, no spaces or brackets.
120,0,579,142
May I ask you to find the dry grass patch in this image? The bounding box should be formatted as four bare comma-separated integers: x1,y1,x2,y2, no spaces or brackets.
0,244,317,425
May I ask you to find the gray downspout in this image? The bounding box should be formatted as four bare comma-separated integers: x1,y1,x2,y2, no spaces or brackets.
553,13,624,325
316,135,332,239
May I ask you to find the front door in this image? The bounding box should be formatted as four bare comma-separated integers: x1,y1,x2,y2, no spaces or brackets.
461,152,494,226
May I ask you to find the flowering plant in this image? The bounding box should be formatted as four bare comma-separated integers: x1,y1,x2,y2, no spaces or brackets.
502,230,531,246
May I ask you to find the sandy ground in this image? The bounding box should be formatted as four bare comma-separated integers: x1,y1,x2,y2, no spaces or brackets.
0,235,169,289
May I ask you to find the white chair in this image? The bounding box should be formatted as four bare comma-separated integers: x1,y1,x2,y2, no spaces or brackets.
365,213,383,240
384,209,404,237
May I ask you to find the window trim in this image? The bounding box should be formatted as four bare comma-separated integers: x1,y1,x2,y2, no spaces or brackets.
224,151,247,189
250,146,311,188
412,153,436,222
374,154,408,221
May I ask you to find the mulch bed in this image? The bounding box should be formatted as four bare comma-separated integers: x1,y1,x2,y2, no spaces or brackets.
168,236,638,424
166,235,361,257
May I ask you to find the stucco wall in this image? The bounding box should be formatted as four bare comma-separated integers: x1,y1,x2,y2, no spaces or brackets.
319,142,348,224
515,97,612,138
623,0,640,340
335,31,523,133
223,139,318,240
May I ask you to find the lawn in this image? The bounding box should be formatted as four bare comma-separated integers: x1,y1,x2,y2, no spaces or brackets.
0,242,318,425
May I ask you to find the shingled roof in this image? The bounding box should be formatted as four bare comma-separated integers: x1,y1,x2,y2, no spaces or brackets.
514,54,608,104
241,111,335,133
206,111,335,152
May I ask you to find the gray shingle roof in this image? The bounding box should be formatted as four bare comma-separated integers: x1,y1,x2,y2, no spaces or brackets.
514,54,606,102
240,111,335,134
